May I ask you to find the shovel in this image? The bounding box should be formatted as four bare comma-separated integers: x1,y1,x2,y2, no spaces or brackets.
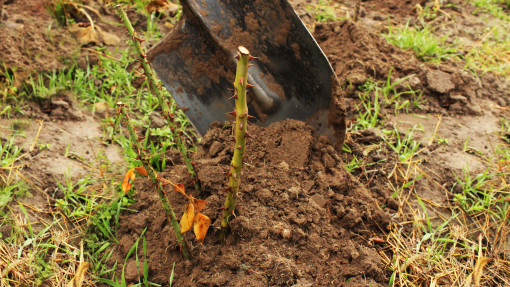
147,0,345,143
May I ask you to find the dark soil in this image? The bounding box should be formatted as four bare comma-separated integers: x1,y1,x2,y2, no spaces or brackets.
110,120,392,286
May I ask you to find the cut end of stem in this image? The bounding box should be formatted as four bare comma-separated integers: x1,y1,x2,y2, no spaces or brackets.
238,46,250,56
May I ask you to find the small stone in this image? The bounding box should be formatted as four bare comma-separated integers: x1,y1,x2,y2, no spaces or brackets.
278,161,289,170
282,228,292,240
427,70,455,94
51,99,69,108
288,186,301,199
467,103,482,115
450,94,468,103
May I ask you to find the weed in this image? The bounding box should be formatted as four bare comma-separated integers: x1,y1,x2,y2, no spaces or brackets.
307,0,344,22
0,67,27,118
383,127,422,163
144,12,163,41
0,180,29,208
44,0,71,27
452,164,509,220
471,0,510,21
351,88,382,131
463,25,510,76
385,22,458,63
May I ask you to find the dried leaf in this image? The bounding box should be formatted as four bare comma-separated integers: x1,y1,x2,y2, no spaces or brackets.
192,196,207,212
193,212,211,243
69,23,99,46
97,26,120,46
135,166,148,177
146,0,180,16
180,203,195,233
122,168,135,193
174,183,186,196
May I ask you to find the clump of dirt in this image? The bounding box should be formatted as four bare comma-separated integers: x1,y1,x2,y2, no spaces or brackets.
109,119,393,286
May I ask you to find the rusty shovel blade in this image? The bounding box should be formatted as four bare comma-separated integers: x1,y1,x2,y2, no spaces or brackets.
147,0,343,140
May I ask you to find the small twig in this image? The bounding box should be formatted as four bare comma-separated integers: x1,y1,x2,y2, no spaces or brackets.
428,115,442,146
29,120,44,152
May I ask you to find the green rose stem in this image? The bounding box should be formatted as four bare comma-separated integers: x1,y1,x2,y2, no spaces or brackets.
117,103,189,260
220,46,255,242
116,5,201,196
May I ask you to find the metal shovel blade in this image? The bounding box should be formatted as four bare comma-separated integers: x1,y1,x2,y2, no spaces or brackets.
147,0,341,138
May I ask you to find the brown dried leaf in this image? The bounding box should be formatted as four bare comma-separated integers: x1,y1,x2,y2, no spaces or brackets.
69,23,99,46
174,183,186,196
135,166,148,177
180,203,195,233
193,212,211,243
192,197,207,212
97,26,120,46
146,0,180,16
122,168,135,193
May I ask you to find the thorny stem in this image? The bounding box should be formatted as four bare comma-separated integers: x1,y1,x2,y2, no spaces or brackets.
116,5,202,195
117,103,190,260
220,46,253,242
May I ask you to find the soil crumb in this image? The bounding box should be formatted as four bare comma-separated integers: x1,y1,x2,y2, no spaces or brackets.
109,119,391,286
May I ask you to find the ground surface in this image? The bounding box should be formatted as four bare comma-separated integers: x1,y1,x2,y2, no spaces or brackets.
0,0,509,286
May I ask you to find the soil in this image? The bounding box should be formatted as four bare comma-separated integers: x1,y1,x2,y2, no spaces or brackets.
109,120,391,286
1,0,509,286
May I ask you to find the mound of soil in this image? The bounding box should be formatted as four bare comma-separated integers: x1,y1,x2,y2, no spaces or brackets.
314,20,509,113
109,119,392,286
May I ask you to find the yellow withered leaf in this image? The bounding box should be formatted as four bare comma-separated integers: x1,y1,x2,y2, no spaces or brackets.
174,183,186,196
180,203,195,233
122,168,136,193
135,166,148,177
192,197,207,212
193,212,211,243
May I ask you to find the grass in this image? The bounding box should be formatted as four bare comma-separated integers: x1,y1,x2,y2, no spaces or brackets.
349,72,425,131
306,0,345,23
0,10,192,284
343,57,510,285
471,0,510,21
462,25,510,76
384,22,459,63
